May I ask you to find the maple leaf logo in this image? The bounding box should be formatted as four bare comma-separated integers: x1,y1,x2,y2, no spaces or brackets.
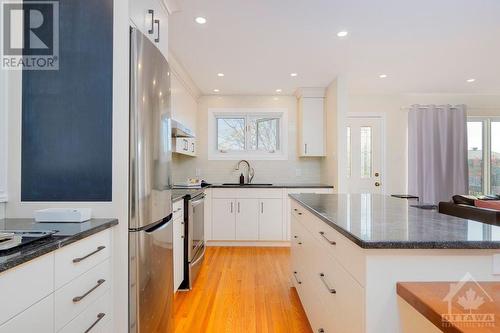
457,288,485,313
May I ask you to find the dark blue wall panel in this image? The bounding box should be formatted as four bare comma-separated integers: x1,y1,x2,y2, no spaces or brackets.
22,0,113,201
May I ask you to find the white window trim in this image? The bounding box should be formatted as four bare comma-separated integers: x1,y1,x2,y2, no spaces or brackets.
208,108,288,161
468,116,500,194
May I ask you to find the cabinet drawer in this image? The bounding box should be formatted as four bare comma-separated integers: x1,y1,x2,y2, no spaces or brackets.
55,229,111,288
55,259,111,331
307,251,365,333
59,290,111,333
173,200,184,221
0,253,54,325
292,201,365,286
0,294,54,333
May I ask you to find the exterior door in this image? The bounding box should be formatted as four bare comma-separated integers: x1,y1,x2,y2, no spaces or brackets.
346,117,383,194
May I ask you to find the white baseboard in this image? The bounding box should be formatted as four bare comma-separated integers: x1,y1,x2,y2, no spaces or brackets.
206,240,291,247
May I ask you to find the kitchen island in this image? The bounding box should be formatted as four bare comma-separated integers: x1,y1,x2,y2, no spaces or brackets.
289,193,500,333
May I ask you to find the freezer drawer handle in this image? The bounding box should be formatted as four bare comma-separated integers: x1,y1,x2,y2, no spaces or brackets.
293,271,302,284
84,313,106,333
73,279,106,303
319,273,336,294
319,231,336,245
73,246,106,263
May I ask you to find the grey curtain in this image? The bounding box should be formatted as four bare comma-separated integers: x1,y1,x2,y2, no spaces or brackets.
408,104,469,204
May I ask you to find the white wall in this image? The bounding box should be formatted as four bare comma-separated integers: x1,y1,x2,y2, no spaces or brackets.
347,93,500,195
172,95,323,184
0,203,5,219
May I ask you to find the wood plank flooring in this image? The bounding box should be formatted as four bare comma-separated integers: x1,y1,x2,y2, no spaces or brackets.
174,247,312,333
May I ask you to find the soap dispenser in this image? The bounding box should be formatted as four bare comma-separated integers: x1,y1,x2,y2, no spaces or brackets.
239,173,245,185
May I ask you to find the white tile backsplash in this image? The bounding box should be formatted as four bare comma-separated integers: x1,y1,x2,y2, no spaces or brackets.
0,202,5,219
172,95,323,185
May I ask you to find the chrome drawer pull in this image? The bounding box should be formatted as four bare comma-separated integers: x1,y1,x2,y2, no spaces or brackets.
319,232,336,245
298,212,302,215
293,271,302,284
318,329,325,333
73,279,106,303
84,313,106,333
73,246,106,263
319,273,336,294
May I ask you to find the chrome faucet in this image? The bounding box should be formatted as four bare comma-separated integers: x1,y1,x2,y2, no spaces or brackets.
235,160,255,184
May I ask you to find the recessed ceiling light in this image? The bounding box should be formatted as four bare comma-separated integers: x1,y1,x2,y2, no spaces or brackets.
276,89,282,93
337,30,349,38
217,73,224,77
213,89,220,93
467,78,476,83
195,16,207,24
290,73,298,77
379,74,388,78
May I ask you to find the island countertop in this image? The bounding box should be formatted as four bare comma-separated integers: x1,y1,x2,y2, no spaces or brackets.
0,218,118,273
289,193,500,249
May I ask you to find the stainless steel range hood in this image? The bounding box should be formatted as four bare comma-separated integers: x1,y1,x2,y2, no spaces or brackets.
171,119,194,138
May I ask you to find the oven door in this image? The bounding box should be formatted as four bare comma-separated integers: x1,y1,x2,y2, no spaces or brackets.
188,194,205,261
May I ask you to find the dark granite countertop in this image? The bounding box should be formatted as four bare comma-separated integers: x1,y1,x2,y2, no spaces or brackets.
209,183,334,189
0,218,118,273
290,193,500,249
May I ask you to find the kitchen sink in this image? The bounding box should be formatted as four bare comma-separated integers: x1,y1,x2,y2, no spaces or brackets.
221,183,273,186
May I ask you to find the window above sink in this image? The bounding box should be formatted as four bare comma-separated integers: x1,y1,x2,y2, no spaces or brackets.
208,108,288,161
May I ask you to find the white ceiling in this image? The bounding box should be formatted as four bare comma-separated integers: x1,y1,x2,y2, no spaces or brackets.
169,0,500,95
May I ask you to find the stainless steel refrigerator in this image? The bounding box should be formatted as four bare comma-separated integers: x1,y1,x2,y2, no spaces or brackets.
129,27,173,333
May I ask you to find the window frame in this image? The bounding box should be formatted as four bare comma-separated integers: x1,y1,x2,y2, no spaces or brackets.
208,108,288,160
467,116,500,194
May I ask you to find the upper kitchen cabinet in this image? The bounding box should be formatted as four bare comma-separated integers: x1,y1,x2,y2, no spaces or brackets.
129,0,169,57
296,88,326,157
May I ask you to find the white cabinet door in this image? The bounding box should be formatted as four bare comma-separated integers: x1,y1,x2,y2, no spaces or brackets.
212,199,236,240
258,199,283,240
129,0,168,57
173,216,184,291
299,97,325,156
0,294,53,333
235,199,259,240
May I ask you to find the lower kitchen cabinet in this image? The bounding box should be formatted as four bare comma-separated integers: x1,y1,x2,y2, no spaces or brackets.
212,198,236,240
173,200,185,291
235,199,259,240
258,198,283,240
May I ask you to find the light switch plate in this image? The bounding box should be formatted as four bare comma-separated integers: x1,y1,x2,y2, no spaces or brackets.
493,254,500,275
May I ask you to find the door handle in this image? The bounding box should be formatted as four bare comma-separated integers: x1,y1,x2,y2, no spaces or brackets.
319,273,336,294
84,313,106,333
73,279,106,302
261,202,264,214
147,10,154,34
304,143,308,154
375,182,381,187
73,246,106,263
319,231,336,245
154,19,160,43
293,271,302,284
237,201,240,213
230,202,233,213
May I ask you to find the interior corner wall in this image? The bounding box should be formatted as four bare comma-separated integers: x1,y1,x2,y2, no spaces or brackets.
347,93,500,195
321,79,339,190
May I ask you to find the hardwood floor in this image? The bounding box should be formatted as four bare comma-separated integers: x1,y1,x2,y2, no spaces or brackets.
174,247,312,333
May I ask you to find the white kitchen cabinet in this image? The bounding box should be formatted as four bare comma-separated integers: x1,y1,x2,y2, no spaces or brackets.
258,199,283,240
212,199,236,240
298,97,325,157
173,200,184,291
235,199,259,240
172,137,196,157
129,0,169,57
0,294,54,333
0,228,114,332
